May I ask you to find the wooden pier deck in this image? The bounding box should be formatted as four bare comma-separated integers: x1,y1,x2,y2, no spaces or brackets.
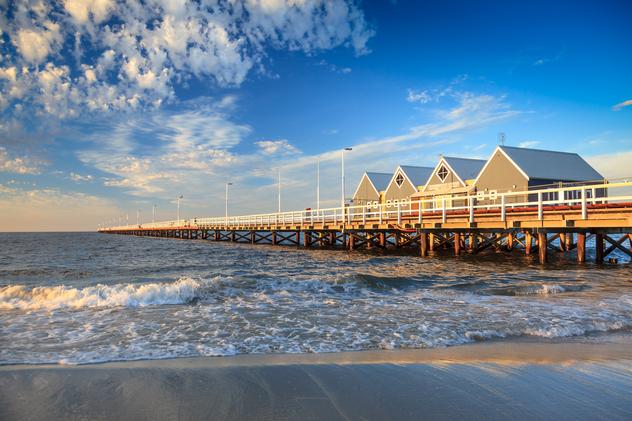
100,181,632,264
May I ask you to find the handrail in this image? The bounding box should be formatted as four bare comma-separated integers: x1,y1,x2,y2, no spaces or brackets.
100,180,632,230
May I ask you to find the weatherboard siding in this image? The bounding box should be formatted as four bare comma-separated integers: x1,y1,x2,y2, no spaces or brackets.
474,149,529,204
353,176,381,206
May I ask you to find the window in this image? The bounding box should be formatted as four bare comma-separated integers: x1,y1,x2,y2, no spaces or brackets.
437,165,449,182
395,173,404,187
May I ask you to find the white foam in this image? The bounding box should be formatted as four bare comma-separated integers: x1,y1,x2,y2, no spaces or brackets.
0,277,207,310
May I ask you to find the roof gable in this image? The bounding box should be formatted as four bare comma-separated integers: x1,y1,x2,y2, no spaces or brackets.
365,172,392,192
398,165,434,186
499,146,603,181
442,157,486,181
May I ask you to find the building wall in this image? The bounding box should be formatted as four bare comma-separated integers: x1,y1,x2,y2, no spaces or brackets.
352,176,381,206
383,171,417,211
424,166,463,196
474,150,529,204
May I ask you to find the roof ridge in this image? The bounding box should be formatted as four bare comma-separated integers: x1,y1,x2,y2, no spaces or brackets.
443,156,486,162
501,145,581,156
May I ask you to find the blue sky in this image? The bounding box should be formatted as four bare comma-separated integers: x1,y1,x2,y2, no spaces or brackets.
0,0,631,231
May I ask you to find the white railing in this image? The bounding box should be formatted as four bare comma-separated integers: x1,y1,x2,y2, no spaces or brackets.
100,180,632,231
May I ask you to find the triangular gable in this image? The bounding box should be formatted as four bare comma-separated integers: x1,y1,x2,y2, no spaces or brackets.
352,172,380,200
472,146,529,186
422,157,466,191
386,166,417,193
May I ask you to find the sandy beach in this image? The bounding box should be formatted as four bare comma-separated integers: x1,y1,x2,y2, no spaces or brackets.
2,337,632,421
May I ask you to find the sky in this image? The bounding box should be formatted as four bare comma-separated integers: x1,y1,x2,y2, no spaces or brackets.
0,0,631,231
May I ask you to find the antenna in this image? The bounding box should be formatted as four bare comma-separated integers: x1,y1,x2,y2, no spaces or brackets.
498,132,506,146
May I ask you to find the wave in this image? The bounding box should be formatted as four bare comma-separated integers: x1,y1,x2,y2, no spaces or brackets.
486,283,588,296
0,277,213,310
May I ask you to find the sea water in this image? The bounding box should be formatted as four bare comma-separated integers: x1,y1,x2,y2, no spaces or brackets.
0,232,630,364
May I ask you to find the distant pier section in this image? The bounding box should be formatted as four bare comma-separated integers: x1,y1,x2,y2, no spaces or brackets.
100,180,632,265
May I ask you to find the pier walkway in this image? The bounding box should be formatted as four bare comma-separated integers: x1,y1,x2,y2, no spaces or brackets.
100,181,632,264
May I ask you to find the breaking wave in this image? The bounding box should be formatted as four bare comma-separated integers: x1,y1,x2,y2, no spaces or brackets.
0,277,212,310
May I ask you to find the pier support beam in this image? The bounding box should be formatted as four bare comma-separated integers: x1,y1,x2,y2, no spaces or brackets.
577,233,586,263
303,231,310,248
507,232,514,251
250,231,256,244
272,231,277,245
420,232,428,257
379,232,386,248
538,233,547,264
429,233,435,252
348,234,355,251
595,233,604,263
525,232,532,255
454,232,461,255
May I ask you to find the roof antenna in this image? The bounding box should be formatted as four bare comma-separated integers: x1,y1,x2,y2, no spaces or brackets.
498,132,506,146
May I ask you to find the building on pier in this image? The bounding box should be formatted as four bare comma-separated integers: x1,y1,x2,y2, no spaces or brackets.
352,172,392,207
473,146,605,205
412,156,485,209
383,165,434,210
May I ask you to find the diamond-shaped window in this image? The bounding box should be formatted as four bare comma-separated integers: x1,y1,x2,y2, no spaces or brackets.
395,173,404,187
437,165,449,182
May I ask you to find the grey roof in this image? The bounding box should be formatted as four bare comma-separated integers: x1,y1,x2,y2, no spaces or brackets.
500,146,603,181
443,157,486,181
400,165,434,186
365,172,392,192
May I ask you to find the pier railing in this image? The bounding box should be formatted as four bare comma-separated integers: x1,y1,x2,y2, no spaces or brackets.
101,180,632,231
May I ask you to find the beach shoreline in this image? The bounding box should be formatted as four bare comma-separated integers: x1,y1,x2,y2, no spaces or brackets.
2,337,632,420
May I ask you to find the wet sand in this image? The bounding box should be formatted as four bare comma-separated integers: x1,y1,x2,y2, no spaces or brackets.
2,338,632,420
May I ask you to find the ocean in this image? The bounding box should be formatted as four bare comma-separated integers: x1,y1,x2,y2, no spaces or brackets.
0,232,630,365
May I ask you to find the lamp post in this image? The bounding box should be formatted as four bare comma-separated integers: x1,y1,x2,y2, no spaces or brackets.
225,182,233,219
136,209,140,225
316,158,320,210
278,169,281,213
152,204,156,223
341,147,352,208
177,195,183,223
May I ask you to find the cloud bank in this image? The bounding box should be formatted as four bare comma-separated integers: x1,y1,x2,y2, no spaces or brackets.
0,0,374,118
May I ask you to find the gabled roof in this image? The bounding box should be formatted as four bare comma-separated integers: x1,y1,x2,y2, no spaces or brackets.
423,156,486,191
398,165,434,187
365,172,392,192
492,146,603,181
352,172,392,199
442,157,486,181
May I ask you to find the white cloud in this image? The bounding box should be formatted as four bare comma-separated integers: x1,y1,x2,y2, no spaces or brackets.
0,147,43,174
255,139,301,155
587,150,632,180
518,140,540,148
612,99,632,111
0,184,120,231
69,172,93,182
0,0,373,117
406,89,431,104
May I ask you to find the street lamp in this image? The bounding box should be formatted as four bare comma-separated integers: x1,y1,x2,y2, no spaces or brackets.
152,204,157,223
137,209,140,225
341,147,352,208
316,158,320,210
277,169,281,213
225,182,233,219
177,195,183,223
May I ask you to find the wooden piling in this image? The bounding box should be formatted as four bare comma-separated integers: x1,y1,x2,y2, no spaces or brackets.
303,231,310,248
348,234,355,251
420,232,428,257
454,232,461,255
429,233,435,252
272,231,277,245
559,232,566,251
577,232,586,263
379,232,386,248
538,232,547,264
525,232,532,255
250,231,255,244
507,232,514,251
595,233,604,263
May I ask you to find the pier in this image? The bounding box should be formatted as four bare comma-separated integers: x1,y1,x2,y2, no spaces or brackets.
99,181,632,264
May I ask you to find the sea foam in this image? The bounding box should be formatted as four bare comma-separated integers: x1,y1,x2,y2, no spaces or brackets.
0,277,207,310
